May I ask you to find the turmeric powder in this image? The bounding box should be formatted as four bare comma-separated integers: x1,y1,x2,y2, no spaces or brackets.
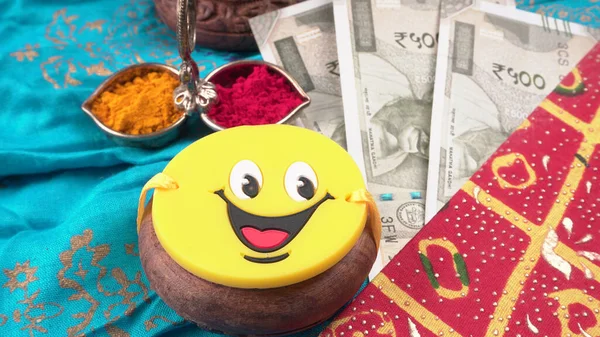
91,71,182,135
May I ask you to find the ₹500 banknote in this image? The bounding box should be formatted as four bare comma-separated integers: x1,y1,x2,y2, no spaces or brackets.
249,0,347,149
425,0,599,221
333,0,442,277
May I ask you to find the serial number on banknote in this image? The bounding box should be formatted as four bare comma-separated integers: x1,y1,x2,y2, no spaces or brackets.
380,216,400,242
394,32,439,49
492,63,546,90
557,42,574,80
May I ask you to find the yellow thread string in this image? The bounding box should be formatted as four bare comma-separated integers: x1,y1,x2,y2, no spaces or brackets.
136,172,178,232
346,189,381,249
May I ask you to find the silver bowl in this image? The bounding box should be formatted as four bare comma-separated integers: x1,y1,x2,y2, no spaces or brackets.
82,60,311,148
81,63,186,148
200,60,311,131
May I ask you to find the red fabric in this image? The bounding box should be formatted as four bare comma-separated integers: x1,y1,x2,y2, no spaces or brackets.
320,43,600,337
207,65,303,128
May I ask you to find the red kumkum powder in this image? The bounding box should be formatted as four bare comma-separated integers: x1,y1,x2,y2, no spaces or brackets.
207,65,303,128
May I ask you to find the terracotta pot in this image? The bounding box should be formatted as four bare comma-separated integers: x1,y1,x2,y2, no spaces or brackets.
139,200,378,336
153,0,304,52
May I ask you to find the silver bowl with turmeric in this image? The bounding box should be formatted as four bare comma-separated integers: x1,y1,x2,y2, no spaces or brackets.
82,63,186,148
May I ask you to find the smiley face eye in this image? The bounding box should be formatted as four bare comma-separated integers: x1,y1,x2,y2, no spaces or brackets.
230,160,263,199
242,175,260,198
297,177,315,200
285,162,317,201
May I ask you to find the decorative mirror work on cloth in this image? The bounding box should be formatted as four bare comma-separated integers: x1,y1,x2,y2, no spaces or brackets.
319,43,600,337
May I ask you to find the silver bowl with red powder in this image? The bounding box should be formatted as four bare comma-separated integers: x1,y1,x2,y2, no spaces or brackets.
200,60,311,131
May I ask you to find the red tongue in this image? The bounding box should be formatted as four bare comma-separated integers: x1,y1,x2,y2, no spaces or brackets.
241,227,289,249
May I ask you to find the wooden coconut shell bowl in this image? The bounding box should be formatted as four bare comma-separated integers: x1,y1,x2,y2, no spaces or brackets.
139,200,378,336
153,0,304,51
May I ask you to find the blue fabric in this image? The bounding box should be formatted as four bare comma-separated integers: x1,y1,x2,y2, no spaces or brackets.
0,0,352,336
516,0,600,28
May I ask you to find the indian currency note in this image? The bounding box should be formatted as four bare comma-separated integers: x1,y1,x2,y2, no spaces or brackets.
425,0,600,222
249,0,347,148
333,0,443,277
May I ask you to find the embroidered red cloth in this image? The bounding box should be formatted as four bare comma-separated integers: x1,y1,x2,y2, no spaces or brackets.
320,43,600,337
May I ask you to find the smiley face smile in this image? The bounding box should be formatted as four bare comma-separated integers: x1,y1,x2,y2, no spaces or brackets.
215,190,333,263
149,125,372,289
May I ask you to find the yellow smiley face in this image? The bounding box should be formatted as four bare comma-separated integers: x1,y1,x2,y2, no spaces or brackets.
150,124,374,289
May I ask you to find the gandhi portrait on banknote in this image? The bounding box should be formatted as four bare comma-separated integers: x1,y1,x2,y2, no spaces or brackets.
365,94,431,191
451,122,507,180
